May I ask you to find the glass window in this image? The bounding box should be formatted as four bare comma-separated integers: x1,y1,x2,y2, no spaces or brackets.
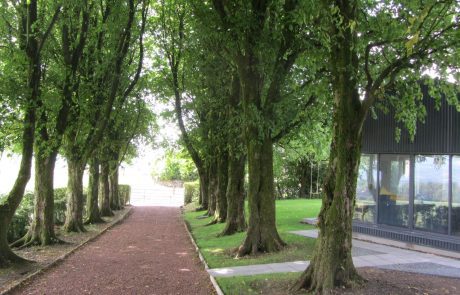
378,155,410,227
354,154,377,223
414,155,449,234
452,156,460,236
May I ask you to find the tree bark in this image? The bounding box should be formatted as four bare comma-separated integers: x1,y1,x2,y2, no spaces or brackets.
220,154,246,236
214,153,228,223
207,160,218,217
109,164,121,210
198,166,209,210
12,153,60,248
237,135,285,256
85,158,104,224
0,102,35,267
99,162,113,217
294,105,364,291
294,1,364,290
63,159,86,232
0,0,55,266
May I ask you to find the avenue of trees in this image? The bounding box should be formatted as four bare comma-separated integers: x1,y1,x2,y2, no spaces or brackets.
1,0,458,293
153,0,458,293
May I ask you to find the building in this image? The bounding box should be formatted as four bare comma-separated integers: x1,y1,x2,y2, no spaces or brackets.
353,90,460,252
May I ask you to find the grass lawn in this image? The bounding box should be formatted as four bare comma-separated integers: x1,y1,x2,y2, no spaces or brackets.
216,272,300,295
184,199,321,268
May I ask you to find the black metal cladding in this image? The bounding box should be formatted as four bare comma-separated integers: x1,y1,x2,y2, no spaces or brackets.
362,90,460,154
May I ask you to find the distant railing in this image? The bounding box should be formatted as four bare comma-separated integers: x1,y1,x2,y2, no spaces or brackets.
130,184,184,206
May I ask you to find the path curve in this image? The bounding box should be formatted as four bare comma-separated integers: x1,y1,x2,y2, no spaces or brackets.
12,207,214,295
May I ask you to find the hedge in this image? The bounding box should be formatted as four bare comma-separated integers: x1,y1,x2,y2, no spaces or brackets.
119,184,131,205
184,181,199,204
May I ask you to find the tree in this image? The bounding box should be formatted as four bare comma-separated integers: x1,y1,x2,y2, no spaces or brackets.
210,0,321,256
0,0,60,265
154,0,213,212
13,0,90,248
294,0,459,292
62,0,147,232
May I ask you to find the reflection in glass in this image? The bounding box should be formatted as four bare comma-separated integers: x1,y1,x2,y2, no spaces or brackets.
354,154,377,223
453,156,460,236
414,155,449,234
378,155,410,227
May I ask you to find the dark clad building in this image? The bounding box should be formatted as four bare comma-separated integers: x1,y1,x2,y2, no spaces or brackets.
353,92,460,252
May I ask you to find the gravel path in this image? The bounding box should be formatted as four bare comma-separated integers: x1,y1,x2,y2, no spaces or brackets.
11,207,214,295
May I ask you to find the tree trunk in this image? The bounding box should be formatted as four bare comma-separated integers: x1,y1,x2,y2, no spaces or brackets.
85,158,104,224
207,160,218,217
294,110,364,291
220,154,246,236
63,159,86,232
294,1,364,287
12,153,60,248
237,135,285,256
198,168,209,210
109,164,121,210
0,106,35,267
99,162,113,217
210,153,228,223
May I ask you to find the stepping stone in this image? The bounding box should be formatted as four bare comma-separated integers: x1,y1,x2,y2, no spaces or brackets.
300,217,318,225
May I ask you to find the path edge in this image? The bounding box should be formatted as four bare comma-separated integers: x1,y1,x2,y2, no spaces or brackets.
1,206,133,295
183,217,224,295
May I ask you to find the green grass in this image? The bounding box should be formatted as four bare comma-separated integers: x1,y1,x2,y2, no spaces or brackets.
184,199,321,268
216,272,300,295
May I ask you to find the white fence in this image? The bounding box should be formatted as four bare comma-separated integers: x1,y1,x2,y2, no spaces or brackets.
130,184,184,207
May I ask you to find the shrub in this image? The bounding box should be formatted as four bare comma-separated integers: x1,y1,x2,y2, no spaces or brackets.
7,192,34,243
54,188,67,225
184,181,199,204
6,188,70,243
119,184,131,205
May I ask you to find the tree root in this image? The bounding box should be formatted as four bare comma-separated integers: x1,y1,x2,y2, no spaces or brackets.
84,216,106,225
205,219,218,226
291,256,365,293
63,221,86,233
100,208,114,217
10,232,66,249
236,232,286,257
217,222,246,237
0,250,32,268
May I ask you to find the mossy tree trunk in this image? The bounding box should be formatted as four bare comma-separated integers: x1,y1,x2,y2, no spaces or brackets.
0,94,36,266
209,153,228,224
198,167,209,210
63,158,86,232
0,0,58,266
294,1,365,291
86,158,104,224
293,104,364,291
109,164,121,211
214,153,228,223
12,152,60,247
237,134,285,256
99,162,113,217
220,154,246,236
207,160,218,217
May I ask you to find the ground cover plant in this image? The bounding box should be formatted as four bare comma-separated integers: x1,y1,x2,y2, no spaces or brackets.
184,199,321,268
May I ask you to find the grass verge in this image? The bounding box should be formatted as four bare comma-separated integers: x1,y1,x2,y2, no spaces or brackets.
216,272,300,295
184,199,321,268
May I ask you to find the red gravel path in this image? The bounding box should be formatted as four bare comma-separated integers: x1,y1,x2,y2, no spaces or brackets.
12,207,214,295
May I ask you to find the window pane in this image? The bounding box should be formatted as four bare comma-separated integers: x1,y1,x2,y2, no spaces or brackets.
354,154,377,223
414,155,449,234
453,156,460,236
378,155,410,227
